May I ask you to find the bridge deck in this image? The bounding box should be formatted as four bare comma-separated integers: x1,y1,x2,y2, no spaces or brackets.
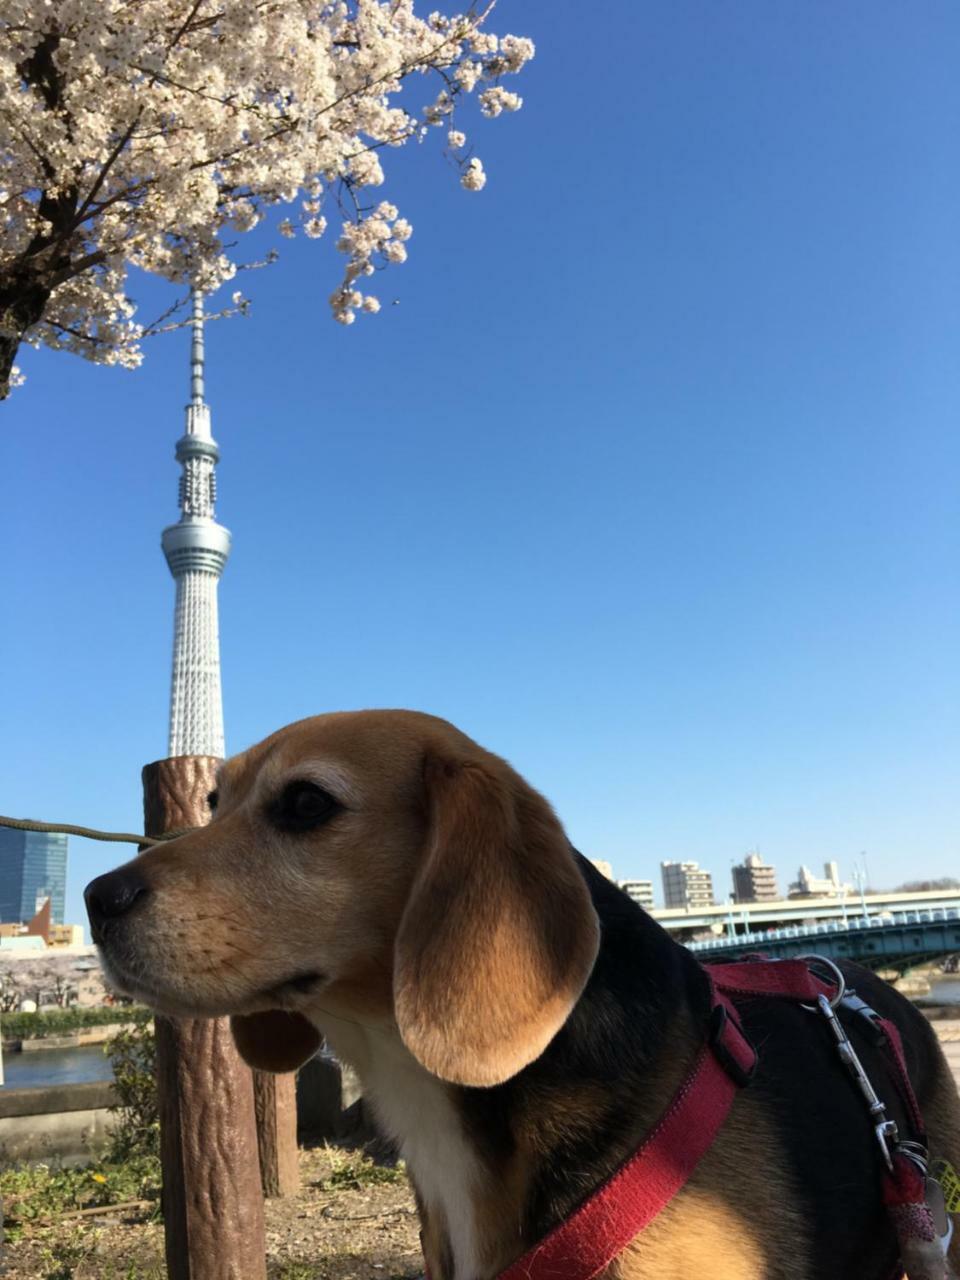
687,907,960,967
654,889,960,934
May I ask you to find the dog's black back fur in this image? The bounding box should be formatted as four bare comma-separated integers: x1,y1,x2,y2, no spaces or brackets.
457,856,943,1279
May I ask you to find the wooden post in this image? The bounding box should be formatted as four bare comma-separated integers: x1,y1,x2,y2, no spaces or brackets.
143,756,267,1280
253,1072,299,1197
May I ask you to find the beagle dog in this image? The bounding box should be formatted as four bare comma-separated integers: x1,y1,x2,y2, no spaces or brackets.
86,710,960,1280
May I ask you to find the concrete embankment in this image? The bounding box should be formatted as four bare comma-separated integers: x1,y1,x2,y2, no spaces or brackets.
0,1054,366,1167
0,1081,118,1166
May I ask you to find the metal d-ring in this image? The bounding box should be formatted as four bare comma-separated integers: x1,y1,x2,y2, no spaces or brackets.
796,953,847,1011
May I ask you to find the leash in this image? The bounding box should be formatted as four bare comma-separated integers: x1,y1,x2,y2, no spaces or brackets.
0,814,191,847
488,955,952,1280
708,955,948,1279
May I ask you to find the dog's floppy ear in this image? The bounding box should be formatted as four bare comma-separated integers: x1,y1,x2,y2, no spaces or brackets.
230,1011,322,1073
394,753,600,1087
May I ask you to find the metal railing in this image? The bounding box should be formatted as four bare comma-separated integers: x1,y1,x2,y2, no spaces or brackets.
687,907,960,953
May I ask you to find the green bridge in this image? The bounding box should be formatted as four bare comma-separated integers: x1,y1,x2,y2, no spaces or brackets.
686,908,960,974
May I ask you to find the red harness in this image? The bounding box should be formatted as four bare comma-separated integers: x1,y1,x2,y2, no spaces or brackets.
492,957,933,1280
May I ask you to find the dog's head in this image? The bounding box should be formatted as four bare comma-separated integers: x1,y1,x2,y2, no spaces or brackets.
85,711,600,1087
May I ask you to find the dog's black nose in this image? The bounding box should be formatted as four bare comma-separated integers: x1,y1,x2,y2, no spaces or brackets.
84,868,150,932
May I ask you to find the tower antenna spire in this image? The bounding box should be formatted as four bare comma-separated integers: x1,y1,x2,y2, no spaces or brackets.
161,285,231,757
190,286,205,408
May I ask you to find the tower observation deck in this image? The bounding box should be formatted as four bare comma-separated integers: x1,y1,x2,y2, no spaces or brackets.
161,289,231,757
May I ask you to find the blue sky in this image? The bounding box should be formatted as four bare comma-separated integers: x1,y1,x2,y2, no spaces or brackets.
2,0,958,932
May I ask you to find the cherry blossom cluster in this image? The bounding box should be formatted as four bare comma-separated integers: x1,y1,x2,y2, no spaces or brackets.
0,0,534,382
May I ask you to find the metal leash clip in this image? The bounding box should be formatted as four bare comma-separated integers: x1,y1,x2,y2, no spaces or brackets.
813,991,899,1171
797,954,847,1011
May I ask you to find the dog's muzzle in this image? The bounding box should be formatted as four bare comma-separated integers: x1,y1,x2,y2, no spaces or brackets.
84,867,151,942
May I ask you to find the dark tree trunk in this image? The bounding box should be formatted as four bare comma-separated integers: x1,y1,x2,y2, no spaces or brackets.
2,34,80,401
0,272,52,400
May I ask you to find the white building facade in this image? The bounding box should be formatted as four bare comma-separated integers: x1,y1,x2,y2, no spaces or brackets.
619,879,655,910
661,860,715,910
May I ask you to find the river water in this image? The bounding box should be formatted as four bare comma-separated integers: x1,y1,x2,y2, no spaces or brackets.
2,1042,114,1090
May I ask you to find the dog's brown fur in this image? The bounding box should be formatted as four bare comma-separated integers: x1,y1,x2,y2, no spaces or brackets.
88,710,960,1280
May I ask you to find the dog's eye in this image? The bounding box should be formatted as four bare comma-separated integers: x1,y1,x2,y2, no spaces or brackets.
271,780,339,832
207,790,218,812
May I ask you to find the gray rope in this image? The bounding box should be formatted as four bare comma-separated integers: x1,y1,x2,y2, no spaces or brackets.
0,815,192,846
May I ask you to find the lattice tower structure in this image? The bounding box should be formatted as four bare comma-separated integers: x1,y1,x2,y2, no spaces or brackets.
161,289,231,757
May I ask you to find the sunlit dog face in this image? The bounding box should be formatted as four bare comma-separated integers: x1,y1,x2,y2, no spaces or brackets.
93,712,433,1022
86,710,600,1086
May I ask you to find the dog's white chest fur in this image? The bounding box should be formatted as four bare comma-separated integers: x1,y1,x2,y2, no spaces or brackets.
316,1015,482,1280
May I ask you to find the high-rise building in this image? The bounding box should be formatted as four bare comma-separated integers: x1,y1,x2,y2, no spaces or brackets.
788,861,851,899
0,828,68,924
162,289,231,757
619,879,655,910
660,860,714,910
731,852,779,903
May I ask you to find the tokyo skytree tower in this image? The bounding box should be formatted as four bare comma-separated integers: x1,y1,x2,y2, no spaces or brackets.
161,290,231,757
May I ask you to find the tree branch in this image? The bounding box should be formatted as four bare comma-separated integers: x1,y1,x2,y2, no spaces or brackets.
71,110,144,231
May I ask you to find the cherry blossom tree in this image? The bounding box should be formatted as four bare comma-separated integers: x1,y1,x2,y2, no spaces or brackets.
0,961,23,1012
0,951,108,1008
0,0,533,396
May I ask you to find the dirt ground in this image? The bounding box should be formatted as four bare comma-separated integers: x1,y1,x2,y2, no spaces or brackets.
0,1146,422,1280
3,1021,957,1279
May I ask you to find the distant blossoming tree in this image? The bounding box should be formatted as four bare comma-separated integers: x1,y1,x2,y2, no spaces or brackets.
0,0,533,396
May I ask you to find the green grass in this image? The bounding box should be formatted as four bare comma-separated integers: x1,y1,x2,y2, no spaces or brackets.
316,1149,407,1192
0,1155,162,1239
38,1238,90,1280
96,1264,164,1280
35,1235,164,1280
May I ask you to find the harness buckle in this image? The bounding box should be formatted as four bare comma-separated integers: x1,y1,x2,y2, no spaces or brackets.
837,991,888,1046
708,1002,757,1088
